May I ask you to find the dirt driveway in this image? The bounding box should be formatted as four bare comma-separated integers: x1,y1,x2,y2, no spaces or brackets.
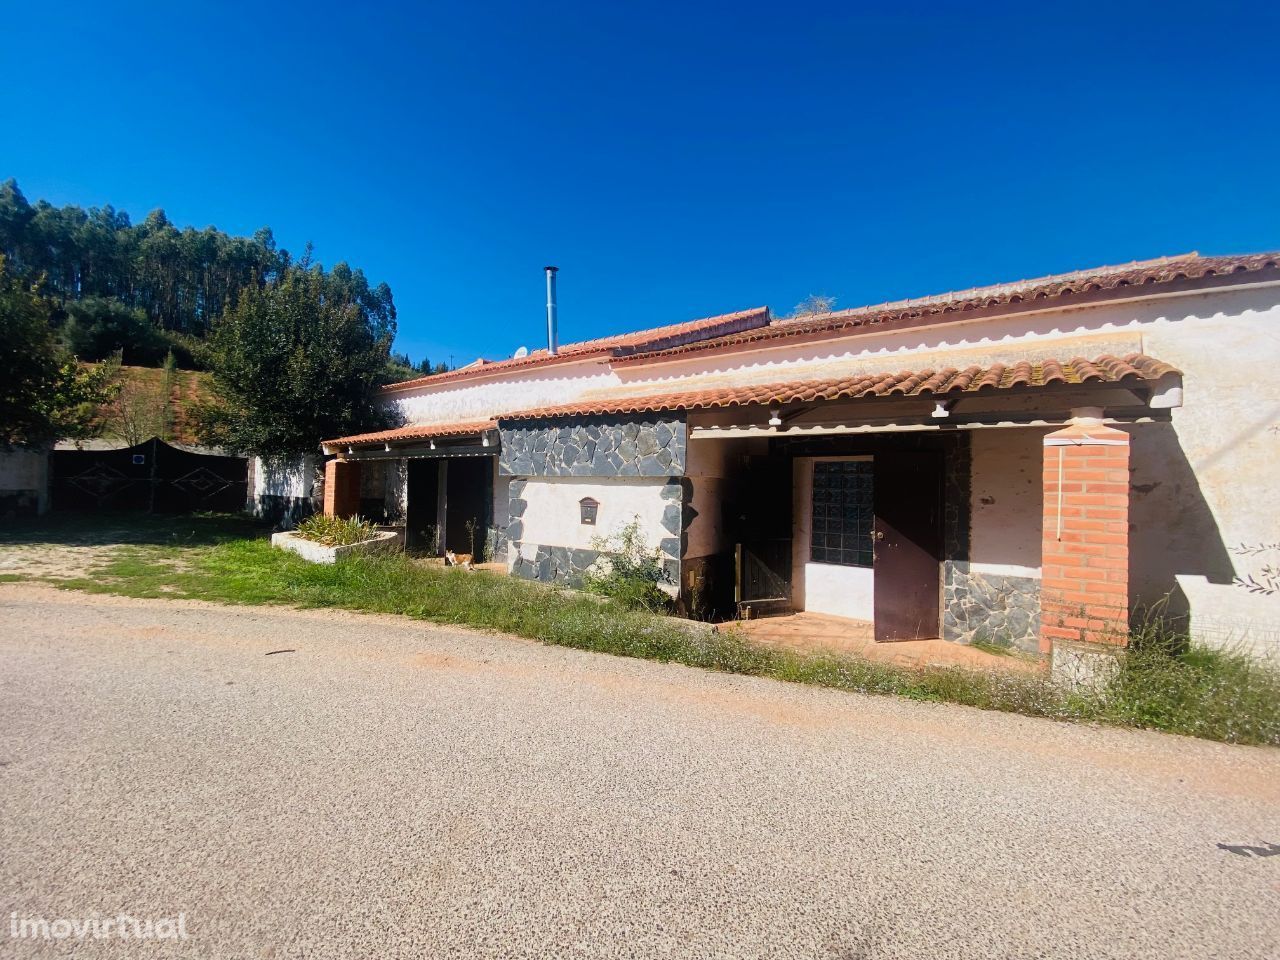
0,512,261,580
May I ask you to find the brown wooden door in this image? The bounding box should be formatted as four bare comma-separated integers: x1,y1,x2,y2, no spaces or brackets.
873,451,943,641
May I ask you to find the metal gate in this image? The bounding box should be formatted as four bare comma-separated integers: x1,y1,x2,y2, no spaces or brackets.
735,538,793,617
50,438,248,513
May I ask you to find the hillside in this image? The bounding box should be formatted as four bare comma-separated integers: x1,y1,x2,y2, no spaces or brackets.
94,365,215,448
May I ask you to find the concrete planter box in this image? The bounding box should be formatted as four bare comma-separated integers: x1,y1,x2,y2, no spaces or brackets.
271,529,402,565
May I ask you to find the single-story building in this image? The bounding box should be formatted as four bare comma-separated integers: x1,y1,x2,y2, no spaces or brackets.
321,252,1280,667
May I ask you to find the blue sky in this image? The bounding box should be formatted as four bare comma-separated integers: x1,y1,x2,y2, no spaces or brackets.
4,1,1278,367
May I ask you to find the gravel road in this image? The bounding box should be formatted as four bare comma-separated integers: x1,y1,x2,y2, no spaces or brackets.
2,583,1278,959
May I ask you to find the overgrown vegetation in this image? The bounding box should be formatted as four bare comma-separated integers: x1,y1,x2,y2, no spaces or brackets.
2,514,1277,746
295,514,380,547
1095,623,1280,744
582,518,673,612
787,293,838,318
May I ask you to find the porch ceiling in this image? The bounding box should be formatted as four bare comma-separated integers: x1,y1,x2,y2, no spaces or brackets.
497,354,1180,421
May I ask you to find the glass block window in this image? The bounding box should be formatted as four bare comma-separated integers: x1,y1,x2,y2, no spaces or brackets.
810,460,874,567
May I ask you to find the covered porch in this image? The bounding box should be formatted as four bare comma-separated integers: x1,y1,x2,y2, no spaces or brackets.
675,354,1183,666
320,421,507,561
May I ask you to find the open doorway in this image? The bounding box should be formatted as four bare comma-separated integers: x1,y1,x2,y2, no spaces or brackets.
405,460,442,554
792,449,943,641
404,457,495,559
443,457,492,560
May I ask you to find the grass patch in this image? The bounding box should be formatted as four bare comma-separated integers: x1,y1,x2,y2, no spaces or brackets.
4,512,1277,745
0,510,264,549
968,638,1015,658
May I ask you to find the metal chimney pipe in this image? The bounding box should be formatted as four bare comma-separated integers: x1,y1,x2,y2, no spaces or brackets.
544,266,559,355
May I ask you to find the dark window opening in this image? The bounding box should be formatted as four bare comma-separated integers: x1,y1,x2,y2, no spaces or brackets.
810,460,873,567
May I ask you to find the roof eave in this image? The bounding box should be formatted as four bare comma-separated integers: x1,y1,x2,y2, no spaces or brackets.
611,259,1280,368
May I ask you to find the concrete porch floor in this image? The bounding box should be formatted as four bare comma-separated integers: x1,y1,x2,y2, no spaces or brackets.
732,612,1045,673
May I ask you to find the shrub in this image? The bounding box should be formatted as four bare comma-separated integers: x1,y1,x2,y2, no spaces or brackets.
582,517,673,612
1098,625,1280,744
295,514,379,547
63,297,169,365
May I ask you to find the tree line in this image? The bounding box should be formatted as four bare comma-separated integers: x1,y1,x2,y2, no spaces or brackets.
0,178,447,375
0,180,446,457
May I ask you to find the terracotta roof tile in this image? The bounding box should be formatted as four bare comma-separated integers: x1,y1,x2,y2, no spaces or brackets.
613,252,1280,365
498,354,1179,421
325,420,496,448
381,306,770,391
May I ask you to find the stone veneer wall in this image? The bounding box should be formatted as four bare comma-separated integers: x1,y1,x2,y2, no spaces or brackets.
499,416,687,477
941,433,1041,653
944,569,1041,652
506,477,684,588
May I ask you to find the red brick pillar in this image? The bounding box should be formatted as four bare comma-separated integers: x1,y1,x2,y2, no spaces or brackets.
323,459,361,518
1040,415,1130,655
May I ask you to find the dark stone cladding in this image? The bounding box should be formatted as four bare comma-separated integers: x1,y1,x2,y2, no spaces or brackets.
498,415,687,478
943,569,1042,653
510,543,603,586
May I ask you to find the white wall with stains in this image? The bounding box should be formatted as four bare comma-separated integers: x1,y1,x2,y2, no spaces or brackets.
252,455,314,499
517,477,668,553
0,449,48,515
386,359,619,425
969,429,1047,581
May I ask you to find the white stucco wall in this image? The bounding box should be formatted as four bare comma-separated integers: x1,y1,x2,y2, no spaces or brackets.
517,477,668,553
386,359,619,426
0,449,49,514
1126,295,1280,658
610,287,1271,395
969,429,1047,580
253,455,314,499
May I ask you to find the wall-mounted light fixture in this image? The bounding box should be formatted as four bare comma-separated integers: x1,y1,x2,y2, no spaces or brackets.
768,407,783,427
579,496,599,525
